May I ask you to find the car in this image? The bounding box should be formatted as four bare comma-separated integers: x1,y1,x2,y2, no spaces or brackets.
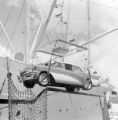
18,62,99,92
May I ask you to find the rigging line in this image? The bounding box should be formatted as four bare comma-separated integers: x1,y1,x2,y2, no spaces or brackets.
81,27,118,46
9,0,25,47
90,1,118,11
54,16,118,22
98,97,104,118
48,31,57,47
0,79,6,96
0,20,15,52
45,32,52,45
50,19,62,32
48,30,55,41
90,39,116,65
47,92,58,97
86,0,91,67
49,20,64,46
81,0,118,11
48,40,57,72
38,0,48,19
31,0,57,55
65,0,71,43
0,0,15,38
3,0,25,56
0,106,9,109
61,0,64,40
68,26,80,41
69,93,74,106
47,29,56,44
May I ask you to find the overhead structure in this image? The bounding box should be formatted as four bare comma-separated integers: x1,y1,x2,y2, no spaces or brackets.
30,0,57,58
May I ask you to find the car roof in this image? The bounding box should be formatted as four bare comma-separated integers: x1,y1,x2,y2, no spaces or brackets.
53,61,81,68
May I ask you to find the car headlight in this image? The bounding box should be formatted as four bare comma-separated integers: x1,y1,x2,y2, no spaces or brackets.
17,75,23,83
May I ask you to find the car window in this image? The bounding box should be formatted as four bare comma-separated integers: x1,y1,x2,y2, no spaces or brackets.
51,62,63,68
72,65,83,72
65,63,72,71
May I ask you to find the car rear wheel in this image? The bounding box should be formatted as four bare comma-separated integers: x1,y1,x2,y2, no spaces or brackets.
66,86,75,92
38,73,50,87
83,78,92,90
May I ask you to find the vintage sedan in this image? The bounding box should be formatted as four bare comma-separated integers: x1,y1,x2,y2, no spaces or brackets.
18,62,99,92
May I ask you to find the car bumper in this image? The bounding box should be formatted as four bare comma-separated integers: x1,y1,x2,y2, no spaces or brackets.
18,75,37,82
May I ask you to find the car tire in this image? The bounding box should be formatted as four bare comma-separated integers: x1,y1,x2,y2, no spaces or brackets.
83,78,92,90
66,86,75,92
38,73,50,87
23,80,35,88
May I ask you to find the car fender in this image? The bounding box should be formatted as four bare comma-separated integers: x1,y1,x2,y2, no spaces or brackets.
39,71,55,83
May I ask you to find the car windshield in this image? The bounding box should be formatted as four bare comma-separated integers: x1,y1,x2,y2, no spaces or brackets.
50,62,63,68
72,65,83,72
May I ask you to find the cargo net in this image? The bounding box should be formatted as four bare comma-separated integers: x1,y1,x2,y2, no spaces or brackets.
8,73,47,120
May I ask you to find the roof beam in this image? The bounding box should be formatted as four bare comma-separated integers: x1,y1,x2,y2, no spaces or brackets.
36,50,63,57
57,39,88,50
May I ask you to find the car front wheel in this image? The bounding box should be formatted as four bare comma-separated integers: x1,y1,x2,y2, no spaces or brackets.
38,73,50,87
83,78,92,90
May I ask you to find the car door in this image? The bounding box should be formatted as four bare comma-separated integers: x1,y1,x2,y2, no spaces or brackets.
50,63,83,85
